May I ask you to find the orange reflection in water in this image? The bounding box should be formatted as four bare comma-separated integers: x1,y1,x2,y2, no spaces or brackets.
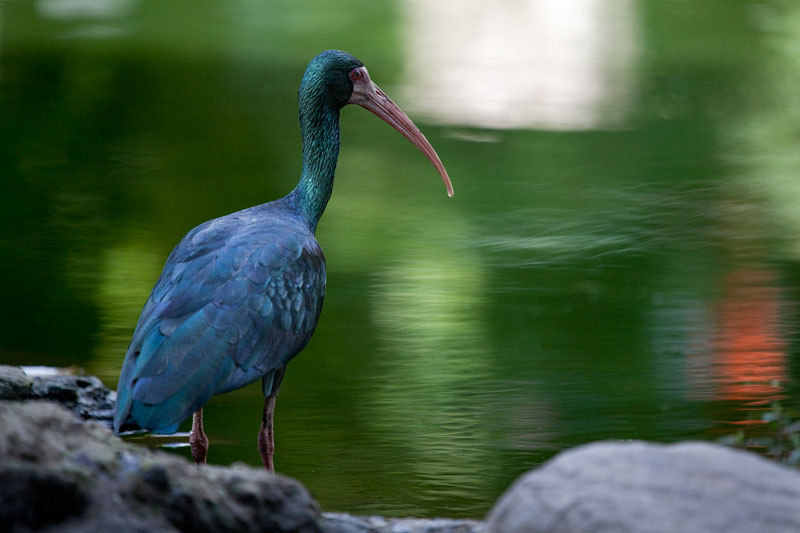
689,269,787,411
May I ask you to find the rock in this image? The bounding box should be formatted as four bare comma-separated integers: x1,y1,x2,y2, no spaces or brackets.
0,401,321,533
486,440,800,533
0,366,32,400
0,365,117,427
0,466,89,530
29,372,116,427
322,512,484,533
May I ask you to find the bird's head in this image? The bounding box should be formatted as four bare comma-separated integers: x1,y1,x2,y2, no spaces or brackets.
299,50,364,110
300,50,453,197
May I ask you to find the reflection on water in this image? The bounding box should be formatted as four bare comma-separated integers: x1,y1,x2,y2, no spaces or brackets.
400,0,638,129
36,0,136,20
681,266,797,461
686,268,789,433
91,237,165,384
2,0,800,520
472,182,733,269
370,245,493,500
704,269,787,404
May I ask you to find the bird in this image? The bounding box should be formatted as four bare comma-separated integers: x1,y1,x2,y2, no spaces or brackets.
113,50,453,472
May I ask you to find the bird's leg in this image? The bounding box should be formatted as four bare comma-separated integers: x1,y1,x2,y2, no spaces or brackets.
189,408,209,465
257,396,277,472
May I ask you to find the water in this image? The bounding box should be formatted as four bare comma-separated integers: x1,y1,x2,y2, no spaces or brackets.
2,0,800,519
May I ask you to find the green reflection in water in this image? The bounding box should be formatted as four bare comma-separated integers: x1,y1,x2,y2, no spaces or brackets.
370,243,492,500
91,236,163,384
720,3,800,260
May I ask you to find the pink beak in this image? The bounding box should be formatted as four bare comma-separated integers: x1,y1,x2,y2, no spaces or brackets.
348,73,454,197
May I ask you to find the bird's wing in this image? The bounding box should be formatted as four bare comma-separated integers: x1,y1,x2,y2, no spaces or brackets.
114,213,325,433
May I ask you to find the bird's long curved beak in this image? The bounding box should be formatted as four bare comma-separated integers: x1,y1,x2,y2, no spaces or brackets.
349,78,454,197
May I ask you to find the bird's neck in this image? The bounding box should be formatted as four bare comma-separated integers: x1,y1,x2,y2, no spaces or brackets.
292,101,341,232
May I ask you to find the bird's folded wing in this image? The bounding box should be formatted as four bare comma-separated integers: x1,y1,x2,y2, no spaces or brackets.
114,215,325,432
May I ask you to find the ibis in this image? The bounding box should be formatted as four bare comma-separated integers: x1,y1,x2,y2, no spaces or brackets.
114,50,453,471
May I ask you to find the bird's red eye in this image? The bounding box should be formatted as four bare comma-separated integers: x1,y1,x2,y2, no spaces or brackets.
349,68,364,82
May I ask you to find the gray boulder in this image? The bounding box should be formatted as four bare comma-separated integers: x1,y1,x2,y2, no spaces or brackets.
0,401,321,533
486,440,800,533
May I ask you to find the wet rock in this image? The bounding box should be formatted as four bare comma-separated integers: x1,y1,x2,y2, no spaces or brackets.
0,401,321,533
0,366,32,400
29,372,116,427
486,440,800,533
0,365,117,427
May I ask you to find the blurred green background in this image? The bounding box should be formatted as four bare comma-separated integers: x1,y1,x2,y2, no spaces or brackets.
2,0,800,519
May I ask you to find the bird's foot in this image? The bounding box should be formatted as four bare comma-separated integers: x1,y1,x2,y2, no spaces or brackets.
190,408,209,465
190,432,209,464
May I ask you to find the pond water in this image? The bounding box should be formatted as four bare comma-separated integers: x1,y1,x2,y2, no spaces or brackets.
2,0,800,519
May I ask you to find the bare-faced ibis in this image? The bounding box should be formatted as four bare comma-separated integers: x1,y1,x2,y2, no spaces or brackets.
114,50,453,471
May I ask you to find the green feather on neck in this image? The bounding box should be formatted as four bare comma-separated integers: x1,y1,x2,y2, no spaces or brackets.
291,50,363,232
295,101,340,230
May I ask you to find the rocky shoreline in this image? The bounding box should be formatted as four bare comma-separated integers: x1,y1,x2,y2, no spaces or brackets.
2,365,800,533
0,366,481,533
